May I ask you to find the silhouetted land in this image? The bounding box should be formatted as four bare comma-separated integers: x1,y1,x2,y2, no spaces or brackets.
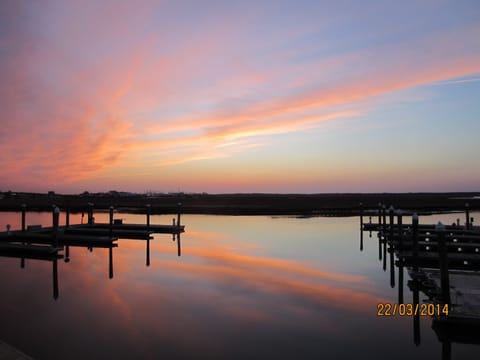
0,191,479,216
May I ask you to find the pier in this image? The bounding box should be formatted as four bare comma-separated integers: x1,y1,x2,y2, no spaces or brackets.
360,203,480,359
0,203,185,299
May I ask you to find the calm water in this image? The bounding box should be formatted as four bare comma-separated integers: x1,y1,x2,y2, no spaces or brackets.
0,212,479,360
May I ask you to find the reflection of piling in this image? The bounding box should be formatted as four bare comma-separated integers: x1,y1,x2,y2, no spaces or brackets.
378,232,382,262
177,233,181,257
413,285,421,346
398,264,404,304
442,341,452,360
146,238,150,266
21,204,26,232
53,258,59,300
436,222,450,306
382,232,387,271
52,207,60,248
390,245,395,288
109,247,113,278
412,213,419,273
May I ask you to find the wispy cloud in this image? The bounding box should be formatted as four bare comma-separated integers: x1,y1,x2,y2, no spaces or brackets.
1,1,479,191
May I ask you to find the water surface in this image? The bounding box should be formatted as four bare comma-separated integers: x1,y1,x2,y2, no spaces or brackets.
0,212,479,359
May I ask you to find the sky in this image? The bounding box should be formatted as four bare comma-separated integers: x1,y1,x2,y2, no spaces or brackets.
1,0,479,194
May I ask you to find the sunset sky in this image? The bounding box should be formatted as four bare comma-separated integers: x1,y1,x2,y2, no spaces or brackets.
1,0,479,194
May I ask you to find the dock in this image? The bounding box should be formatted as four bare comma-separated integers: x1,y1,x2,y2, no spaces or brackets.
360,202,480,357
0,203,186,299
0,339,34,360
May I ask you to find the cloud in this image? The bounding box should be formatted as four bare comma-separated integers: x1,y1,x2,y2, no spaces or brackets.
1,2,479,190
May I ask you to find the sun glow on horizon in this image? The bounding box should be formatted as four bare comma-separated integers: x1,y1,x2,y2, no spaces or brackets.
1,1,479,193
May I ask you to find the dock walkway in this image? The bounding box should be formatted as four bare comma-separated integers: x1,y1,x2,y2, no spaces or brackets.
0,339,34,360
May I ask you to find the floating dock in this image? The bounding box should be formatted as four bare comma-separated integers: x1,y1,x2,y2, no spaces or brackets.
360,202,480,354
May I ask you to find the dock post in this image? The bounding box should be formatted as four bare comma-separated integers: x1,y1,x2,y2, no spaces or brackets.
21,204,26,232
66,207,70,228
412,213,419,273
382,205,387,237
359,202,363,228
397,210,403,253
436,222,450,306
53,206,60,248
146,204,151,230
88,203,94,226
65,245,70,263
359,203,363,251
177,202,182,227
389,206,394,241
109,206,114,238
465,203,470,230
378,203,382,229
52,204,56,227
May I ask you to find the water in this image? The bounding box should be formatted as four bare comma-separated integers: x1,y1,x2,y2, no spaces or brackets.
0,212,479,359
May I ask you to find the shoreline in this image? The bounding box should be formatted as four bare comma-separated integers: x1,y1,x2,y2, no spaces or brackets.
1,192,479,216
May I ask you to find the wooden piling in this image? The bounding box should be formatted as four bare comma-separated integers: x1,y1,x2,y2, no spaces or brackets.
177,203,182,227
382,205,387,237
397,210,403,252
65,245,70,263
359,203,363,251
52,207,60,248
88,203,94,226
66,207,70,228
51,204,56,228
21,204,26,232
412,213,419,273
377,203,382,229
109,206,114,238
146,204,151,230
389,206,394,241
436,222,450,306
465,203,470,230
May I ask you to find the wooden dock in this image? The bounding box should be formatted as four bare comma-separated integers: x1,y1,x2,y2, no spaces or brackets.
360,202,480,353
0,339,34,360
